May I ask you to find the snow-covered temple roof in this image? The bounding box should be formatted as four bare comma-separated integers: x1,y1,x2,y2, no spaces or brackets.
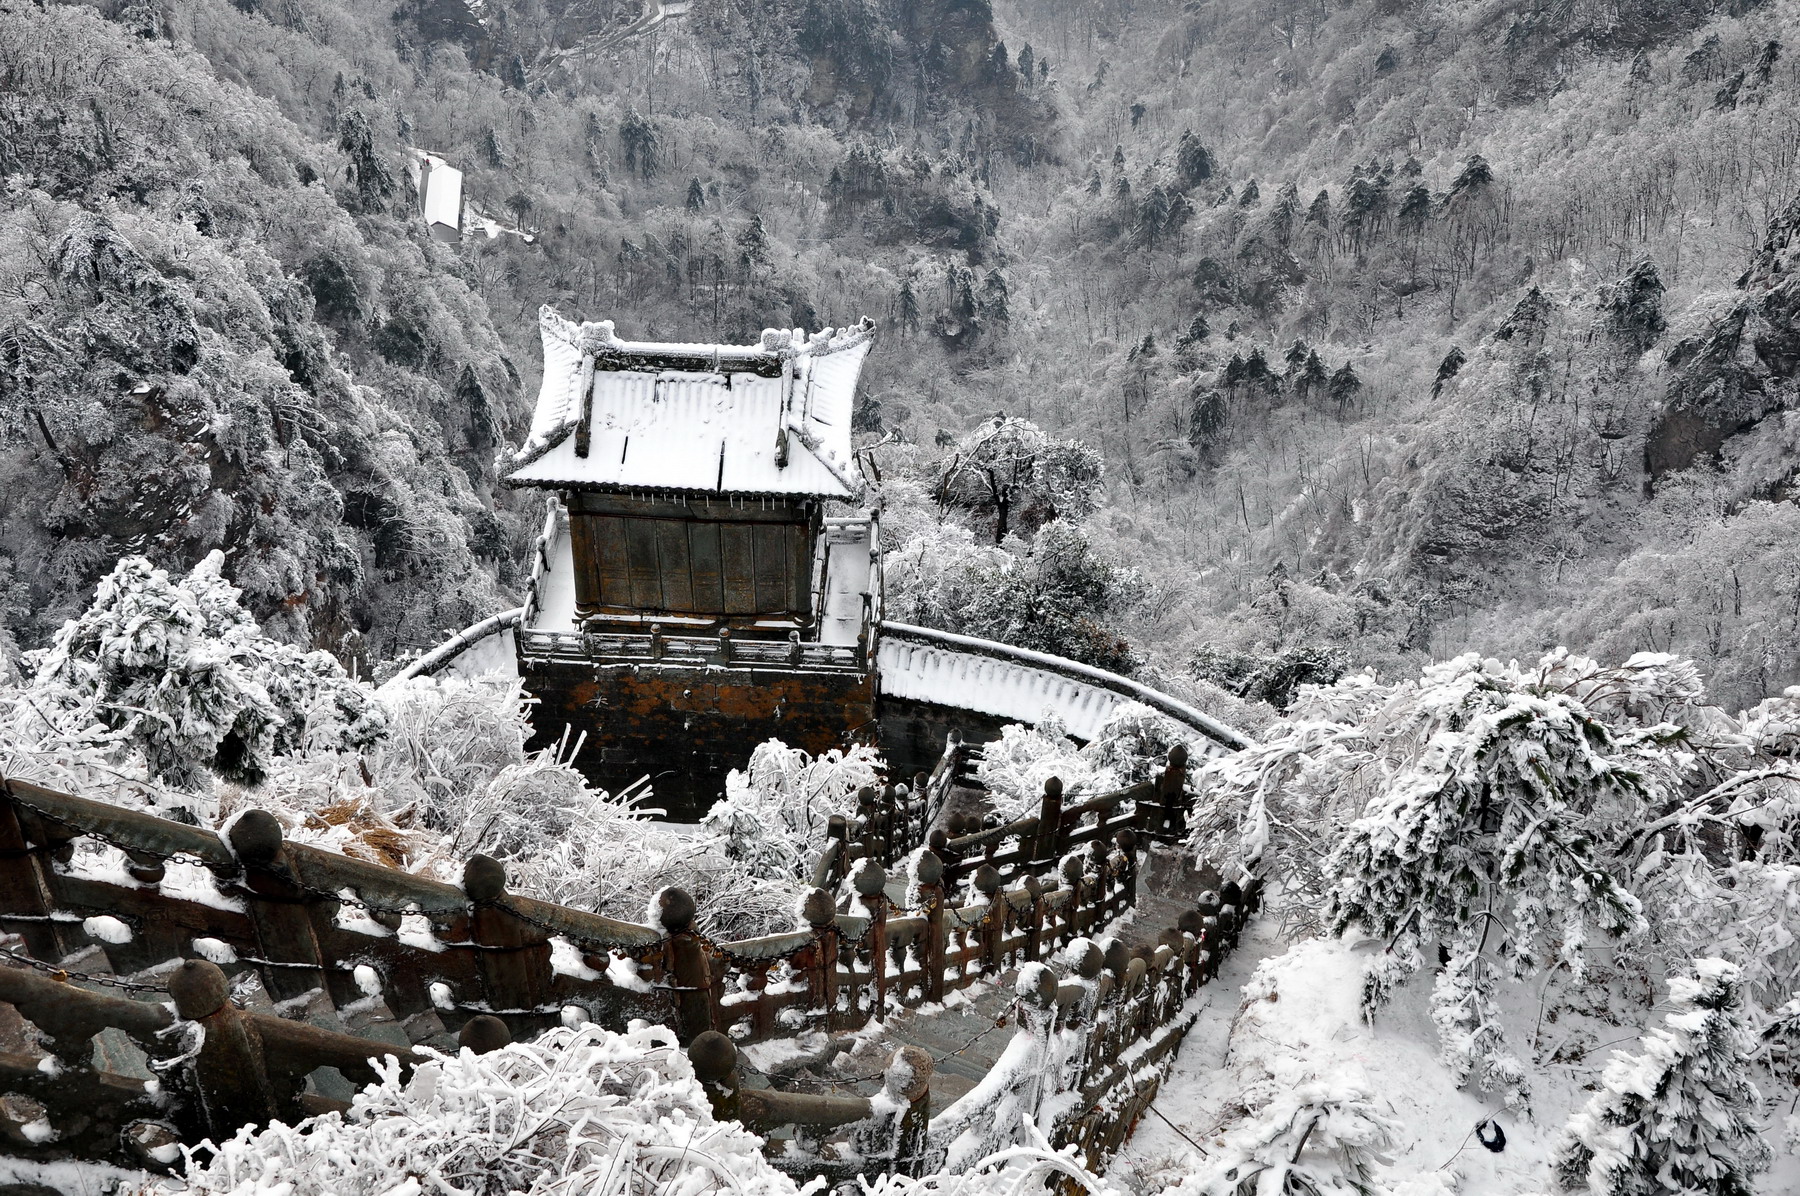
504,307,874,500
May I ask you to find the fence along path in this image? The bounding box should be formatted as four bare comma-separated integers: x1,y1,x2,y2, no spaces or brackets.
0,736,1256,1180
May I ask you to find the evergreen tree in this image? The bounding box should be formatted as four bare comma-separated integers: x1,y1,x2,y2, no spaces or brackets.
1016,43,1034,85
1328,362,1362,415
897,275,920,334
737,213,770,272
336,108,395,212
1433,345,1466,396
686,177,706,211
1556,959,1771,1196
620,107,660,182
1297,349,1329,397
1176,130,1213,188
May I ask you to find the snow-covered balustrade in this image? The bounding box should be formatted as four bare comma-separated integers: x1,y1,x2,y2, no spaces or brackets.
0,769,1255,1180
818,741,1193,901
926,884,1260,1177
516,624,868,672
810,732,962,891
0,953,515,1172
876,622,1253,752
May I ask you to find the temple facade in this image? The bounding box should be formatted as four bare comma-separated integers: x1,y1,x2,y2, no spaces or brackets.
502,308,882,819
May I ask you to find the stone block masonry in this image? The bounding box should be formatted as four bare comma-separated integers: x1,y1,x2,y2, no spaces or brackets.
523,661,878,821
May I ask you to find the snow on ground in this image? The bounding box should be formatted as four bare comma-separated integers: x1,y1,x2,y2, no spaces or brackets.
1117,920,1800,1195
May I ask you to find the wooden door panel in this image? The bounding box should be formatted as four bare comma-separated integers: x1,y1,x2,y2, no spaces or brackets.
625,518,664,609
655,520,694,611
721,524,758,613
689,522,725,613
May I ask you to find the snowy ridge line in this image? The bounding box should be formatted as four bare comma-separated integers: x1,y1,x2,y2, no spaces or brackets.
383,607,524,688
874,622,1254,751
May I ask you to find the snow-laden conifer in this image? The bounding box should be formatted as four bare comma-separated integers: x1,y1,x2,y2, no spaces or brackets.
1555,958,1771,1196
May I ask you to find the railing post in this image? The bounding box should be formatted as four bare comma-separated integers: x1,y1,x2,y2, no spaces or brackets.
1022,874,1046,961
973,865,1005,976
464,854,552,1023
852,860,890,1016
659,888,717,1043
915,851,947,1005
1112,828,1138,913
1085,840,1111,935
229,811,327,1001
1033,777,1064,873
0,790,77,961
688,1030,742,1124
169,959,280,1137
1058,854,1085,946
858,1045,933,1177
802,888,839,1029
1156,743,1189,841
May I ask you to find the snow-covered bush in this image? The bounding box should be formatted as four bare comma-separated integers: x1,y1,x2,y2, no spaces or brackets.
1167,939,1450,1196
132,1020,1119,1196
144,1022,799,1196
702,738,883,880
976,703,1191,824
16,552,385,793
974,714,1097,822
1555,958,1771,1196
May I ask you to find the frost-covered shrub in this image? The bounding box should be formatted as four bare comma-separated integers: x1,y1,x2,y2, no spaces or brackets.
975,715,1097,822
145,1022,800,1196
702,738,883,880
367,681,806,939
20,553,385,791
134,1020,1117,1196
976,703,1190,823
1555,959,1770,1196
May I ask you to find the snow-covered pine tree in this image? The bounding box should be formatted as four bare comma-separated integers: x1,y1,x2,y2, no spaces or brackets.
1555,958,1771,1196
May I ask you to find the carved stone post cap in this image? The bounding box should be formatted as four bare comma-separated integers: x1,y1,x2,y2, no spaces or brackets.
1177,910,1205,937
1153,944,1175,971
927,828,949,851
884,1044,933,1103
688,1030,739,1083
851,857,887,898
857,786,878,808
1017,963,1057,1008
1102,939,1129,978
802,888,836,928
1125,957,1148,991
169,958,230,1021
1059,854,1084,886
973,864,1002,896
227,810,283,867
828,814,849,838
1022,874,1045,901
1070,939,1105,980
459,1014,511,1055
1167,742,1189,767
462,854,507,902
1043,776,1063,797
1114,828,1139,853
657,887,698,932
914,850,944,886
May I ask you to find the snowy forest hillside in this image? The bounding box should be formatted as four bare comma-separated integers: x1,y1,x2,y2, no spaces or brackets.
3,0,1798,715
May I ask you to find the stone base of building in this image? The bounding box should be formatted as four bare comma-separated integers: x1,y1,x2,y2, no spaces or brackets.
523,661,878,822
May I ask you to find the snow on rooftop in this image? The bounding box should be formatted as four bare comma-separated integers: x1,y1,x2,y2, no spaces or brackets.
506,307,872,500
